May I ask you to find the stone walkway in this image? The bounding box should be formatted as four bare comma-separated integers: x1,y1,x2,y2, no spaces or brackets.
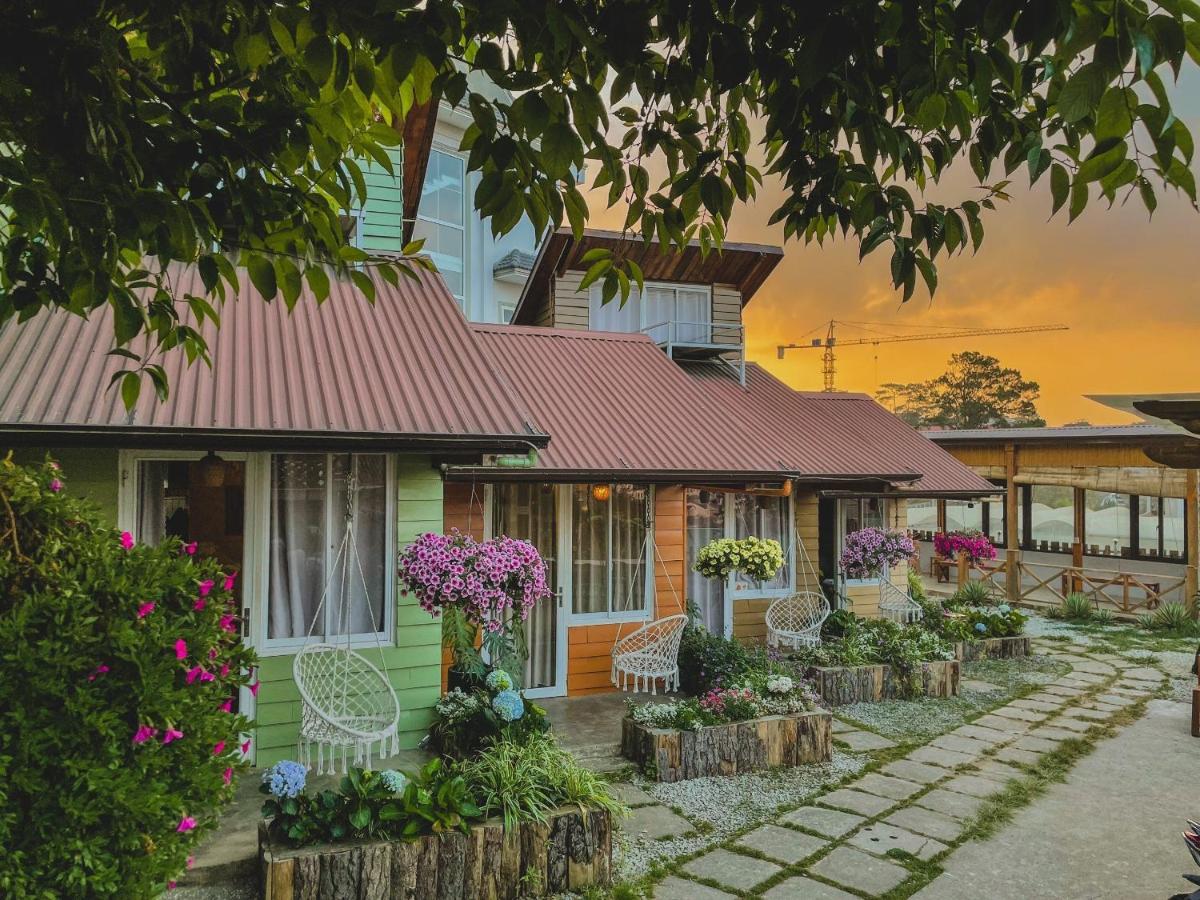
645,639,1167,899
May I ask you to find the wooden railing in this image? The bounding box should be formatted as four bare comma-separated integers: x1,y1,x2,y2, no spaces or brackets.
1015,560,1186,613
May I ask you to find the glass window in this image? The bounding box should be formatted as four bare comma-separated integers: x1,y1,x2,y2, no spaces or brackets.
588,282,711,342
1028,484,1074,552
413,150,466,303
840,498,892,581
267,454,389,641
905,498,937,537
945,499,984,534
733,493,791,591
686,489,726,633
985,496,1006,546
1084,491,1131,558
571,484,649,616
1162,498,1187,559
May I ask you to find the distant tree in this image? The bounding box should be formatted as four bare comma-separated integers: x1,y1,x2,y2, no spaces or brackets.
1061,419,1093,427
879,351,1046,429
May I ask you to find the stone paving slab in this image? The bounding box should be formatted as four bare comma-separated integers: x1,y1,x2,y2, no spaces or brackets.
1065,672,1107,684
914,788,986,821
970,759,1024,781
994,746,1042,766
1094,692,1138,706
884,805,964,842
1122,666,1164,682
882,759,950,785
810,846,911,896
655,875,737,899
930,733,991,756
849,822,949,861
625,804,694,839
989,705,1047,723
1023,691,1070,705
737,823,828,865
611,782,657,806
851,773,925,801
1071,659,1116,675
1051,717,1095,733
908,745,976,769
1108,685,1150,697
1026,724,1080,741
1041,684,1085,697
949,724,1010,745
819,788,895,817
781,805,866,838
961,679,1002,692
762,875,859,899
1009,698,1061,713
1069,706,1114,721
832,719,859,733
837,730,897,752
1011,735,1062,754
682,848,781,892
972,713,1032,733
941,774,1008,799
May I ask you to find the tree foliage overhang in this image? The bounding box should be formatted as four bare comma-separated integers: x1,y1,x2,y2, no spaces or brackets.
1,0,1197,403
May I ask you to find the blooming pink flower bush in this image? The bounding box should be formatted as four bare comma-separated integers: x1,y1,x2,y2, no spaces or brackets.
933,530,997,563
398,530,551,681
0,456,255,897
839,527,916,579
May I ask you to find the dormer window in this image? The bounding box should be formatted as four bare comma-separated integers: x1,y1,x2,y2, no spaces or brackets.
588,281,712,343
414,149,466,307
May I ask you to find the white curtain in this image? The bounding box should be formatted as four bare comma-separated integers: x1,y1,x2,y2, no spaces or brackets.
686,489,725,633
589,284,641,333
674,288,710,343
136,460,169,546
493,484,558,688
611,485,648,612
329,455,387,635
268,455,327,640
571,485,608,614
734,493,790,591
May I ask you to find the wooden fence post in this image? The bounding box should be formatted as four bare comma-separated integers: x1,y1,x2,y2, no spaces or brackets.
1188,469,1198,619
1005,443,1020,604
956,553,969,587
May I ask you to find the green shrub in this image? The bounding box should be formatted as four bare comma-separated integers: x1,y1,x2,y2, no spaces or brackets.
1151,601,1197,633
952,579,996,606
907,568,927,602
934,603,1027,641
456,733,625,832
798,614,953,697
677,614,755,693
0,456,256,898
429,669,548,759
1056,592,1095,622
1091,608,1116,626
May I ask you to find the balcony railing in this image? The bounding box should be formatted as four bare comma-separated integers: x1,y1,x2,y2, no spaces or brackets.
639,320,746,384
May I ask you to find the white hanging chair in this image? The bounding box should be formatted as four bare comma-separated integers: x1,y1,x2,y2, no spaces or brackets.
878,577,924,624
766,535,830,650
293,464,400,774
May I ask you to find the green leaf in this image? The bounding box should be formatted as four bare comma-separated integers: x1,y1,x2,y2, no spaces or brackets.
913,95,947,131
1077,142,1127,183
540,123,578,180
120,372,141,410
1138,178,1159,215
1057,63,1107,123
1068,179,1089,222
1050,163,1070,214
304,36,334,86
247,255,277,300
1094,88,1132,142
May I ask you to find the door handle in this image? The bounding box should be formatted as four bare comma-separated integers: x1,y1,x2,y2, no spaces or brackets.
241,606,250,638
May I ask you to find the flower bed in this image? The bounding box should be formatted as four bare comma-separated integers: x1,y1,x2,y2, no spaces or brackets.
259,805,612,899
806,659,960,706
954,635,1031,661
621,708,832,782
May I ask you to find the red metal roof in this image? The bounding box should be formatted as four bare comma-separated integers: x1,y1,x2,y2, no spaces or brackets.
460,325,995,493
0,263,546,450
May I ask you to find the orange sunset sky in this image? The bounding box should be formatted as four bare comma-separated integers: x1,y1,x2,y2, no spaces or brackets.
588,70,1200,427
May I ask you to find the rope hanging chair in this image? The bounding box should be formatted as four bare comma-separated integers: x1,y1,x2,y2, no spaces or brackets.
293,464,400,774
610,528,689,694
766,535,830,651
878,577,924,624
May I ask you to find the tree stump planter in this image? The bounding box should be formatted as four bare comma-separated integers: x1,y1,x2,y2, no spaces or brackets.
258,807,612,900
620,709,832,783
954,636,1030,662
807,660,959,706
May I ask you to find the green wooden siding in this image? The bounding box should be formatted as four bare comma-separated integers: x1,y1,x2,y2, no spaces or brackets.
9,447,120,523
254,455,443,766
359,147,405,255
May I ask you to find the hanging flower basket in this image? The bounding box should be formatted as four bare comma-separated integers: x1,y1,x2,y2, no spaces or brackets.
695,536,784,582
933,530,997,563
839,527,915,579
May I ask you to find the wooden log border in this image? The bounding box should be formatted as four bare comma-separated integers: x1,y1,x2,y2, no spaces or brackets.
620,709,832,783
807,659,960,707
954,636,1031,662
259,807,612,900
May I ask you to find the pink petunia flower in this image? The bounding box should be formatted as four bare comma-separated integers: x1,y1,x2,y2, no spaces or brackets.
208,647,218,659
120,531,134,550
185,666,204,685
176,816,196,833
167,881,177,891
137,601,155,619
174,639,187,660
132,724,157,744
240,739,251,754
219,614,236,633
218,698,233,713
49,478,63,492
87,663,109,682
187,856,195,869
193,598,206,612
163,728,184,744
212,741,226,755
223,572,237,591
223,767,233,785
249,681,260,697
198,579,214,598
181,541,197,556
219,663,230,678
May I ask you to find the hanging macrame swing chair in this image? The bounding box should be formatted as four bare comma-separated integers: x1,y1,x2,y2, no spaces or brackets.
766,536,831,650
293,466,400,774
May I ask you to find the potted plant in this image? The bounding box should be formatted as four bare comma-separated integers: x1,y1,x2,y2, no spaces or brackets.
398,530,551,690
932,529,997,565
694,535,785,582
840,526,915,579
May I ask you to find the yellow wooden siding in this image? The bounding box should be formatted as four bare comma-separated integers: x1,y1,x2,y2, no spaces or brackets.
552,271,590,330
711,284,742,347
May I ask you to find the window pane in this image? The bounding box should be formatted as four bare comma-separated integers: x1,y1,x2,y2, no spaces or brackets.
1084,491,1131,558
686,489,726,633
590,284,641,333
905,498,937,537
422,150,464,225
328,455,387,636
841,499,862,535
674,288,711,342
411,219,464,299
1163,498,1186,559
986,498,1006,546
1029,484,1074,551
945,499,983,534
571,485,608,614
268,455,328,640
611,485,648,612
733,493,790,591
494,483,558,688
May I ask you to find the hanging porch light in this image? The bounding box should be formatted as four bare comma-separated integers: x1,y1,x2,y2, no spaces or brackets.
591,484,611,502
196,451,226,487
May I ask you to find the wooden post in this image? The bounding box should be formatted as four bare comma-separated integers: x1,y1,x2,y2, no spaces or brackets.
1071,486,1085,594
1005,444,1020,604
1188,469,1199,618
956,552,969,587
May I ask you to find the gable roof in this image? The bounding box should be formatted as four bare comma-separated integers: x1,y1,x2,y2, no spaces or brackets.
454,324,995,494
0,263,547,451
511,228,784,326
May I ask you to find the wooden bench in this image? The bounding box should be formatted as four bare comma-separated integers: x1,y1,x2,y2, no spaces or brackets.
931,555,952,583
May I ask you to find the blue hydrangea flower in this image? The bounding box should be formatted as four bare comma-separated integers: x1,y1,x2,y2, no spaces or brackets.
262,760,307,799
974,622,988,634
492,689,525,722
379,769,408,793
998,604,1011,614
485,669,514,692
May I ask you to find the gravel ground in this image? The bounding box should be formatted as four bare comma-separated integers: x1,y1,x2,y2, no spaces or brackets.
165,883,256,900
615,750,867,878
834,655,1070,741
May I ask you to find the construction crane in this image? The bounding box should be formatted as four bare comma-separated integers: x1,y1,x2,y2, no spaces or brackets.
777,320,1069,392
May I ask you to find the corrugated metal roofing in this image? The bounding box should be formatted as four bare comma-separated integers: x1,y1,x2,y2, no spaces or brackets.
0,263,547,450
464,324,994,493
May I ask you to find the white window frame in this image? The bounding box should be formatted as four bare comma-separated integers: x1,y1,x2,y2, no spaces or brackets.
588,280,713,338
415,147,467,308
496,300,516,324
255,452,396,657
839,497,893,586
727,491,797,601
566,484,656,625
